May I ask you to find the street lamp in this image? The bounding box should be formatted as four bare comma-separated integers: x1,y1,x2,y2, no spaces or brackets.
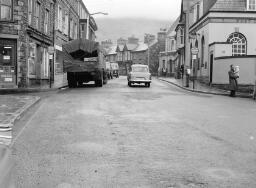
86,12,108,40
90,12,108,16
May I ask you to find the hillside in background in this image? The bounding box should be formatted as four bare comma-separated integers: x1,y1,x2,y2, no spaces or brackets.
94,18,173,43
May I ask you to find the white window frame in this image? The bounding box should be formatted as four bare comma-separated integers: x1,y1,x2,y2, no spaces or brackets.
44,9,49,34
35,2,41,30
43,48,49,78
227,32,247,56
0,0,12,21
247,0,256,10
28,0,33,25
58,5,62,31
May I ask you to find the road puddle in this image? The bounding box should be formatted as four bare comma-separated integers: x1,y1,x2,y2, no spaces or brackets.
203,168,236,180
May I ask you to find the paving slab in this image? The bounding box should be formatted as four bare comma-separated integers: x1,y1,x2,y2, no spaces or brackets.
158,77,252,98
0,95,40,128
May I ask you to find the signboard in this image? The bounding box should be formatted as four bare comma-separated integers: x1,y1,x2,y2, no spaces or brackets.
192,55,197,60
84,57,97,62
48,46,55,54
191,48,199,55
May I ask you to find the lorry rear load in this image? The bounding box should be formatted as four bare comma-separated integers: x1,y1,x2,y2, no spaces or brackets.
62,39,107,88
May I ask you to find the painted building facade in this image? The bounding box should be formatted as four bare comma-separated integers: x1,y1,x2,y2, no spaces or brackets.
187,0,256,86
159,18,180,77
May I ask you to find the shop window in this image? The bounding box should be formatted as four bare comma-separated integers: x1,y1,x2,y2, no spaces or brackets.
28,43,36,77
43,48,49,78
227,32,247,56
0,45,13,65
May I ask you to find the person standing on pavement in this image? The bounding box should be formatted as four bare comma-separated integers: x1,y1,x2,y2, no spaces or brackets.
228,64,239,97
180,64,184,79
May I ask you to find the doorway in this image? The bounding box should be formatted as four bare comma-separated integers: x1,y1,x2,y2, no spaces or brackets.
210,53,214,84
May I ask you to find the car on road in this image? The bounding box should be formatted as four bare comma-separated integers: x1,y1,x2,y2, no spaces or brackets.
127,64,151,87
111,62,119,78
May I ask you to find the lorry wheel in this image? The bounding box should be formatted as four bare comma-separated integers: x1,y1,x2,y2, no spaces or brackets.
128,82,131,87
147,83,151,88
96,79,103,87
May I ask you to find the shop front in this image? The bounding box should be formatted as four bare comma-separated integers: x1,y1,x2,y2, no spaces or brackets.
0,39,17,88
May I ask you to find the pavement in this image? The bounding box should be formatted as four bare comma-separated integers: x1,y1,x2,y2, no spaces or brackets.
0,95,40,146
158,76,253,98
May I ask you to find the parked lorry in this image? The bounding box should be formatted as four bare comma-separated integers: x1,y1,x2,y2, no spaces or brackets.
62,39,107,88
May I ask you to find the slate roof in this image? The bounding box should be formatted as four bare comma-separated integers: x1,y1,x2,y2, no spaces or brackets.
117,45,125,52
167,17,180,37
126,44,138,51
133,42,148,52
107,46,117,55
210,0,246,11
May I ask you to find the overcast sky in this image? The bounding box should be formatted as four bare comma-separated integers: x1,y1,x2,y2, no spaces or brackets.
82,0,182,20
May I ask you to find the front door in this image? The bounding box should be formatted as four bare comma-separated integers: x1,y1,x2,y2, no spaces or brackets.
210,53,214,84
0,39,17,88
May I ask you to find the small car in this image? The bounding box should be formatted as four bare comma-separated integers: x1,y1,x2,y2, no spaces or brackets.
111,62,119,78
127,64,152,87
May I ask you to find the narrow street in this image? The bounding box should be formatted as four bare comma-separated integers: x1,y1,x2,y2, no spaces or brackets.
12,77,256,188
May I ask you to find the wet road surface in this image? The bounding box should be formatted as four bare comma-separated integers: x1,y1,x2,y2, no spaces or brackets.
12,77,256,188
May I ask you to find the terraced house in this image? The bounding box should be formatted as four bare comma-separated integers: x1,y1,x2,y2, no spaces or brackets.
187,0,256,87
27,0,55,88
53,0,79,88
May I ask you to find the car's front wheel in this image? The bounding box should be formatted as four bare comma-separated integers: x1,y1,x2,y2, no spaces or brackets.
145,83,150,88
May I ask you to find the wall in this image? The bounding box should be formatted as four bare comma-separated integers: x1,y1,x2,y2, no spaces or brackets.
132,51,147,65
209,22,256,55
214,43,232,58
213,57,256,85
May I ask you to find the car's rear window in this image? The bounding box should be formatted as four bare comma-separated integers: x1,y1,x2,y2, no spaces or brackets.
132,67,148,72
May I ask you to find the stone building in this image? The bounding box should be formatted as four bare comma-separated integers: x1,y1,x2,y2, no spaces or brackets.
159,18,180,77
0,0,26,88
26,0,55,88
0,0,55,88
53,0,80,88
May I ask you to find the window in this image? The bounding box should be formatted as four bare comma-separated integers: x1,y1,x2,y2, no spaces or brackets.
248,0,256,10
201,36,205,68
35,2,41,30
0,0,12,21
81,24,85,31
74,22,77,39
180,28,184,45
70,18,73,38
58,5,62,31
64,13,69,35
227,32,247,56
171,40,175,51
44,9,49,34
28,0,32,25
43,48,49,78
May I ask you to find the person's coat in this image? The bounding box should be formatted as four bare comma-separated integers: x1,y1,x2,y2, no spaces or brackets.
228,70,238,91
